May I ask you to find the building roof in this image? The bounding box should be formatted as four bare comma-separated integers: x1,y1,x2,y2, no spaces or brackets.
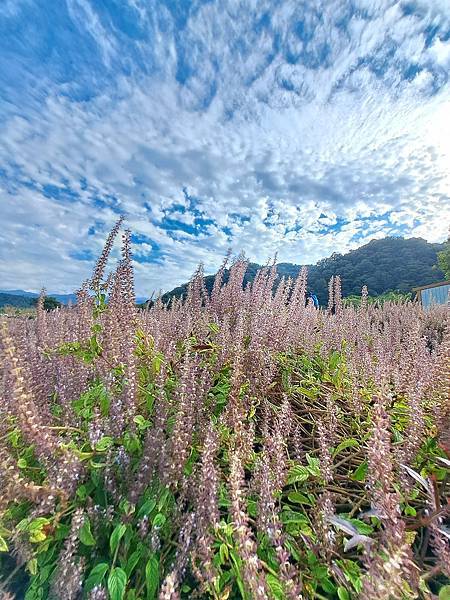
412,280,450,292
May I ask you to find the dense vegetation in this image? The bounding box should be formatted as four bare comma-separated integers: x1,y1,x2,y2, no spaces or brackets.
0,293,36,310
0,221,449,600
0,295,61,312
0,293,76,310
437,241,450,280
158,237,445,307
342,290,413,308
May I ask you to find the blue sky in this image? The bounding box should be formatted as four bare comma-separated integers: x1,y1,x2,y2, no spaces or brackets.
0,0,449,296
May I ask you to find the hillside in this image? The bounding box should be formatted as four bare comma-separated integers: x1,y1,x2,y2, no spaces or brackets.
0,290,78,305
0,292,36,309
0,290,148,308
157,237,445,306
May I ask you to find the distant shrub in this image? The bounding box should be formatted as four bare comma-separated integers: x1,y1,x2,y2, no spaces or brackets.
31,295,62,312
343,289,412,308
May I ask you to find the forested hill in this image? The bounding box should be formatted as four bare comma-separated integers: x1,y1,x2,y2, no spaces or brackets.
158,237,446,306
0,292,36,309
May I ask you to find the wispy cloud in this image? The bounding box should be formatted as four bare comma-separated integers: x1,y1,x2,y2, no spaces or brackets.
0,0,449,295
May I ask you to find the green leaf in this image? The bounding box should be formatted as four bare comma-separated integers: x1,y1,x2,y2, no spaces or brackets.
74,449,94,461
123,432,141,454
25,585,43,600
27,558,38,575
145,556,159,599
18,458,27,468
29,530,46,543
90,459,107,469
219,543,229,564
7,428,21,447
247,498,257,518
294,385,318,399
134,415,151,430
76,484,89,500
152,353,164,375
95,436,114,452
28,518,50,532
89,334,102,356
281,511,311,527
208,322,220,334
337,586,350,600
108,567,127,600
110,524,127,555
287,491,312,505
137,499,156,518
306,454,321,477
337,559,362,593
351,461,368,482
287,464,310,484
157,489,171,512
404,505,416,517
25,518,51,543
333,439,359,457
347,518,373,535
85,563,109,593
79,518,95,546
229,549,245,600
125,549,142,577
322,578,337,594
120,500,135,517
0,535,8,552
99,387,110,417
152,513,166,529
439,586,450,600
267,573,284,599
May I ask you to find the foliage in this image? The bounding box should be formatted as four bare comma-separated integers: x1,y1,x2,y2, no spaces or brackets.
0,305,36,318
343,290,412,307
0,293,36,310
437,240,450,279
0,221,449,600
31,296,62,311
157,236,446,307
0,294,62,312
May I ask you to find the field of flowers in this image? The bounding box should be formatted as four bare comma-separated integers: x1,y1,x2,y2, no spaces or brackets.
1,221,449,600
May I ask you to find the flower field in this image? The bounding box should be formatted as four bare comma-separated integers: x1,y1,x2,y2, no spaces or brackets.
1,221,449,600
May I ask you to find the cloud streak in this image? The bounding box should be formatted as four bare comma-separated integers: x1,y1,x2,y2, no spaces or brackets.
0,0,449,295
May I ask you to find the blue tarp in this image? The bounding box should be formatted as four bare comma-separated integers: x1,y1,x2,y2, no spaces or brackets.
421,284,450,308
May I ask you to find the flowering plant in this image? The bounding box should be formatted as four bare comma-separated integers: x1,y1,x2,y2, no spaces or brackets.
1,221,449,599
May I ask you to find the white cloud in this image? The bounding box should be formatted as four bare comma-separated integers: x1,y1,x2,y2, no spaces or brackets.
428,37,450,68
0,0,449,296
66,0,117,67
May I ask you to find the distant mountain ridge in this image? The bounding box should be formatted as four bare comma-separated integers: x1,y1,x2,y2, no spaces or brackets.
0,292,37,309
1,290,78,304
156,237,446,306
0,289,148,309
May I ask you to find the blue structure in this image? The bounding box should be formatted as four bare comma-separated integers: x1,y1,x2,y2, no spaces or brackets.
306,291,319,308
413,281,450,309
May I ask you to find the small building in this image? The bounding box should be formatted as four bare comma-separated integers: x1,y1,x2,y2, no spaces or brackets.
413,280,450,308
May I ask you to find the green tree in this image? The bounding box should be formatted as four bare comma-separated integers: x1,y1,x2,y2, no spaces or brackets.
43,296,62,311
32,296,62,311
437,241,450,279
160,237,447,307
